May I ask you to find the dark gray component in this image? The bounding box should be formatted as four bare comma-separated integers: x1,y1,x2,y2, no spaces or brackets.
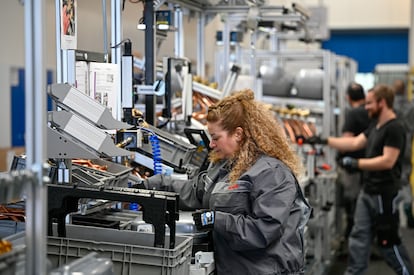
48,110,131,158
49,83,132,130
120,125,196,170
294,68,324,100
261,66,294,97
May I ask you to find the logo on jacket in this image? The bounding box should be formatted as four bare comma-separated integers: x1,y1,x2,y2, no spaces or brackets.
228,183,239,190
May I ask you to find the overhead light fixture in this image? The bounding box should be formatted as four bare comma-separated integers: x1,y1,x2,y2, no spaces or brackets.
137,23,146,30
157,24,169,30
137,10,173,30
136,23,172,30
137,16,146,30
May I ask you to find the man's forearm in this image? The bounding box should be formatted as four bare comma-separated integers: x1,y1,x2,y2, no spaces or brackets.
358,156,396,171
327,136,358,152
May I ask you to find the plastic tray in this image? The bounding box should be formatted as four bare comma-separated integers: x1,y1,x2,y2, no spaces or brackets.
50,224,192,275
72,159,132,187
7,224,193,275
49,225,192,275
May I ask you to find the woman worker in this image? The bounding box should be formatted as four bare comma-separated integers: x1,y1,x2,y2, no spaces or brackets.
144,89,311,275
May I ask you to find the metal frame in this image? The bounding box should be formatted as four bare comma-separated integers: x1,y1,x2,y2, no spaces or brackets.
164,1,308,82
236,48,356,165
25,1,48,274
16,1,124,273
144,0,156,125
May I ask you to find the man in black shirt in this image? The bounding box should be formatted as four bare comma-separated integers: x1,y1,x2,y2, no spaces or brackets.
307,84,413,275
338,82,371,240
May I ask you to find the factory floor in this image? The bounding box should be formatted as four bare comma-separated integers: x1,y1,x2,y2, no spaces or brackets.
326,226,414,275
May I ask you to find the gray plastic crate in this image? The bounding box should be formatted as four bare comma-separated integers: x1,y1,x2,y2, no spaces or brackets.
2,234,112,275
48,224,192,275
0,244,25,275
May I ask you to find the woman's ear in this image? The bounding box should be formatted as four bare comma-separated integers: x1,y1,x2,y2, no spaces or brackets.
235,127,244,141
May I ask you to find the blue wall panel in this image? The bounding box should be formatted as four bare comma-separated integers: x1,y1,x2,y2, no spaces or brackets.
322,29,409,73
11,69,54,147
11,69,25,147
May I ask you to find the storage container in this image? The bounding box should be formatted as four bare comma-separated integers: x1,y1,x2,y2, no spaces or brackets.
50,225,192,275
0,243,25,275
7,224,193,275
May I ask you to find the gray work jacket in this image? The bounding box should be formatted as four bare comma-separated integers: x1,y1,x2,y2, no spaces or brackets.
146,155,311,275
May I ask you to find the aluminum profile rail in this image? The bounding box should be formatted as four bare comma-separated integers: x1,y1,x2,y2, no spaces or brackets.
25,0,48,274
163,1,301,23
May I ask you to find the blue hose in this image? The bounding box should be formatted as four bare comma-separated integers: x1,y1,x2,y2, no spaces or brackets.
149,135,163,175
129,128,162,212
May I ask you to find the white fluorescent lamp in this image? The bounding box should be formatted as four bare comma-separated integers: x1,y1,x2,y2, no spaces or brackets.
157,24,169,30
137,23,146,30
136,23,170,30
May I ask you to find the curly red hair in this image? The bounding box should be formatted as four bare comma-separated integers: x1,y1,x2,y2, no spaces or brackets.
207,89,302,182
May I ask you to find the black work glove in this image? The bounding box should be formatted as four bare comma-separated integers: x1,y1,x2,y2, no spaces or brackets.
304,135,328,145
295,135,306,145
339,156,359,172
192,209,215,230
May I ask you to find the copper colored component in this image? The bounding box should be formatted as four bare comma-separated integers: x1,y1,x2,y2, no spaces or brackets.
0,204,25,222
191,92,215,124
0,240,12,255
287,119,302,137
72,159,108,171
302,122,314,137
284,120,296,143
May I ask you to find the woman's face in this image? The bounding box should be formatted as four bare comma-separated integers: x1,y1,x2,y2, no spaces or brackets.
207,121,241,159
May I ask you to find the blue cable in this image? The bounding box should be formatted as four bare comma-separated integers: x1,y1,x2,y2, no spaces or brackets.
149,135,163,175
129,203,139,211
129,127,161,211
137,126,162,175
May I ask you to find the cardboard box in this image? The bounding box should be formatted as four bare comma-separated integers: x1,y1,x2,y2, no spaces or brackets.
0,147,25,172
